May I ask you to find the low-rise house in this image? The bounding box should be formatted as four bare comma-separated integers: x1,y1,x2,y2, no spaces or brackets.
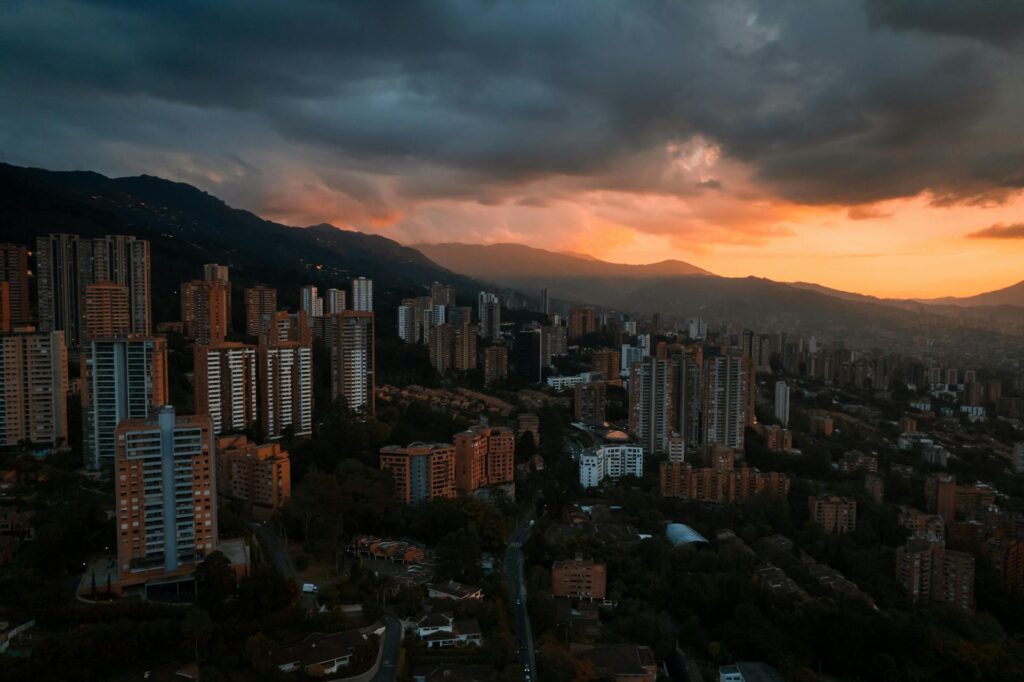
270,629,377,676
426,579,483,601
570,643,657,682
414,613,483,649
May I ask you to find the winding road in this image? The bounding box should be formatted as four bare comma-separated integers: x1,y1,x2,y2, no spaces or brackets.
253,523,404,682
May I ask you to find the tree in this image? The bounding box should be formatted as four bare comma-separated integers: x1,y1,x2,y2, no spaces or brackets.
195,551,236,619
436,528,483,583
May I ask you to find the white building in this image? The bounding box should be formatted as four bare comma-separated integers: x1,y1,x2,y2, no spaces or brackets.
397,304,415,342
579,444,644,488
326,288,346,314
414,613,483,649
259,342,313,439
351,277,374,312
774,381,790,427
546,371,600,391
332,312,375,414
300,285,323,318
687,317,707,340
478,292,500,339
620,344,645,378
194,342,257,435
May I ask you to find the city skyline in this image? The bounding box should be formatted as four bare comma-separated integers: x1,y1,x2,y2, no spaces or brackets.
3,2,1024,298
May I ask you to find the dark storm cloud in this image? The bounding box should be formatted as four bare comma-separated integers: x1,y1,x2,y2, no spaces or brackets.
1,0,1023,213
864,0,1024,46
966,223,1024,239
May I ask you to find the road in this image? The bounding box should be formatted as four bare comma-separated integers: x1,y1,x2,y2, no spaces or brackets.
254,524,404,682
370,614,403,682
252,523,297,584
505,521,536,680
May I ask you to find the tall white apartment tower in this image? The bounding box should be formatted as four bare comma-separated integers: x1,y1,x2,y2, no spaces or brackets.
326,288,347,315
702,348,752,450
300,285,323,319
351,277,374,312
629,356,671,456
332,311,375,414
478,292,500,339
258,341,313,439
194,342,258,435
774,380,791,427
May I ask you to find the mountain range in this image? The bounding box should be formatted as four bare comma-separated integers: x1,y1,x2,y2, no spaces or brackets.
1,162,1022,350
0,163,475,325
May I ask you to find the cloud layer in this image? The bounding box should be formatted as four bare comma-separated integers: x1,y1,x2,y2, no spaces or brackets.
967,223,1024,239
1,0,1023,266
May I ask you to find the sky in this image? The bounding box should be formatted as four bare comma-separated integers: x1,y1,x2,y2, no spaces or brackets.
2,1,1024,298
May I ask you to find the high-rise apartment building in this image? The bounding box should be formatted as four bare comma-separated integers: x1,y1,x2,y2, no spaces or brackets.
431,282,456,307
36,234,87,346
351,277,374,312
397,302,416,343
260,309,312,347
671,346,703,449
82,337,168,472
925,473,957,524
0,244,30,326
194,342,258,435
245,286,277,338
92,236,152,336
478,292,500,339
115,407,216,588
326,288,347,314
454,321,477,372
216,434,291,515
809,495,857,534
591,349,621,383
0,282,8,332
774,380,790,427
379,443,456,504
453,425,516,493
513,329,542,384
429,324,455,375
539,288,549,316
82,282,131,339
181,279,229,345
568,307,596,340
483,345,509,387
203,263,230,329
702,348,752,450
300,285,323,319
574,381,607,425
896,539,975,611
629,356,671,456
259,341,313,439
0,330,68,448
331,311,375,414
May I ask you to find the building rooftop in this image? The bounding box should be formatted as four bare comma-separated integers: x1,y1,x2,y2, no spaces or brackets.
666,523,709,546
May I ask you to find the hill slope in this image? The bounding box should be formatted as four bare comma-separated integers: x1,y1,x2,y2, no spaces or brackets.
415,242,711,304
0,163,476,324
920,280,1024,308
